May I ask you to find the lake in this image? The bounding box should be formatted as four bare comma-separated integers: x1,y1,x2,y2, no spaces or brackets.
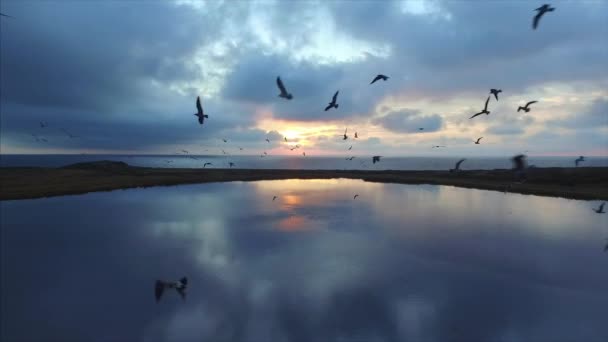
1,179,607,342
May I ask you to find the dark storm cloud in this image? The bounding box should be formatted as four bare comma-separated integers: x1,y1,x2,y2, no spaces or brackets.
372,109,443,133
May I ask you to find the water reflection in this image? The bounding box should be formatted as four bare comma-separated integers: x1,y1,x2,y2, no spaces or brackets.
1,180,607,342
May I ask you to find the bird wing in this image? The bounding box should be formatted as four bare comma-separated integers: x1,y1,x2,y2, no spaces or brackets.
0,13,14,18
196,96,203,115
276,77,287,94
324,104,332,111
483,96,490,111
455,159,466,169
332,91,339,102
600,202,606,211
470,111,484,119
155,281,165,302
526,101,537,107
370,75,381,84
477,137,483,143
532,12,542,29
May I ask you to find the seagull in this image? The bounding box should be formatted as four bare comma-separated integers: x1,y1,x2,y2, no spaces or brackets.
165,160,172,164
40,121,48,128
284,137,287,142
418,128,424,131
239,147,243,151
474,137,483,144
490,89,502,101
449,159,466,172
266,138,270,143
0,13,14,18
470,96,491,119
290,146,297,151
518,101,537,113
372,156,382,164
194,96,208,125
181,150,189,154
276,76,293,100
302,152,306,157
346,156,355,161
222,138,228,143
533,4,555,30
325,91,339,111
593,202,605,214
370,74,389,85
432,145,446,148
348,145,353,150
60,128,79,138
575,156,585,167
512,154,528,182
229,162,235,168
343,128,348,140
273,196,277,201
353,194,359,199
355,132,358,138
155,277,187,302
203,162,212,168
263,151,267,155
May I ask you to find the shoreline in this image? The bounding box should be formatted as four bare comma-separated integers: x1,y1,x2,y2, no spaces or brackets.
1,161,607,201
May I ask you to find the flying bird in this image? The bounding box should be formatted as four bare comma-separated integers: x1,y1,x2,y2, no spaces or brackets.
343,128,348,140
273,196,277,201
302,152,306,157
276,76,293,100
263,151,267,155
194,96,209,125
518,101,537,113
490,89,502,101
355,132,358,138
418,128,424,131
353,194,359,199
155,277,188,302
370,74,389,84
470,96,491,119
533,4,555,30
181,150,189,154
222,139,228,143
60,128,79,138
346,156,355,161
432,145,446,148
450,159,466,172
266,138,270,143
0,13,14,18
575,156,585,167
474,137,483,144
512,154,528,182
372,156,382,164
239,147,243,150
593,202,605,214
229,162,235,168
348,146,353,150
40,121,48,128
325,91,339,111
284,137,287,142
203,162,212,168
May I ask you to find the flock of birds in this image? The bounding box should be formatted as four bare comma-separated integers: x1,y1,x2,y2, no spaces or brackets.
2,4,607,301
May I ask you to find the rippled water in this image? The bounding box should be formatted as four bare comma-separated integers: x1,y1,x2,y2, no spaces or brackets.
1,179,607,342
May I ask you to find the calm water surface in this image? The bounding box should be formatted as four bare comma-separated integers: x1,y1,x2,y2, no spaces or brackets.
1,179,607,342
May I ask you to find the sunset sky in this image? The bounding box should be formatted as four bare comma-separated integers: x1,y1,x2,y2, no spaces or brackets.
1,0,606,157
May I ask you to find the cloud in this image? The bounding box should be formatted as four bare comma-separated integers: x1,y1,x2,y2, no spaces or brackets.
548,97,608,129
372,109,443,133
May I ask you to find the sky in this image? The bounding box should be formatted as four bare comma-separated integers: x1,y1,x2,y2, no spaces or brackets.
0,0,607,157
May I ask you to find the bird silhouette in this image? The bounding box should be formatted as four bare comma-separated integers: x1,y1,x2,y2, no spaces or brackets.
194,96,209,125
222,138,228,143
355,132,358,138
346,156,355,161
229,162,235,168
266,138,270,143
475,137,483,144
276,76,293,100
518,101,537,113
593,202,605,214
203,162,212,168
273,196,277,201
343,128,348,140
303,152,306,157
181,150,189,154
432,145,446,148
533,4,555,30
490,89,502,101
155,277,187,302
418,128,424,131
348,146,353,150
372,156,382,164
450,159,466,172
284,137,287,142
325,91,339,111
575,156,585,167
353,194,359,199
0,13,14,18
370,74,389,84
40,121,48,128
470,96,491,119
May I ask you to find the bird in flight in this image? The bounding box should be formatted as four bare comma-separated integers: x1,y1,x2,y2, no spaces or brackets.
418,128,424,131
372,156,382,164
263,151,267,155
60,128,79,138
165,160,172,164
518,101,537,113
474,137,483,144
181,150,189,154
239,147,243,151
343,128,348,140
229,162,235,168
266,138,270,143
490,89,502,101
575,156,585,167
276,76,293,100
432,145,446,148
302,152,306,157
273,196,277,201
325,91,339,111
222,138,228,143
155,277,187,302
593,202,605,214
40,121,48,128
355,132,358,139
203,162,212,168
0,13,14,18
194,96,209,125
348,145,353,150
450,159,466,172
346,156,355,161
470,96,491,119
533,4,555,30
284,137,287,142
370,74,389,85
353,194,359,199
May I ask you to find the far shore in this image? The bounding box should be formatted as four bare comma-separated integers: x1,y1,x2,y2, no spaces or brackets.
1,161,607,201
